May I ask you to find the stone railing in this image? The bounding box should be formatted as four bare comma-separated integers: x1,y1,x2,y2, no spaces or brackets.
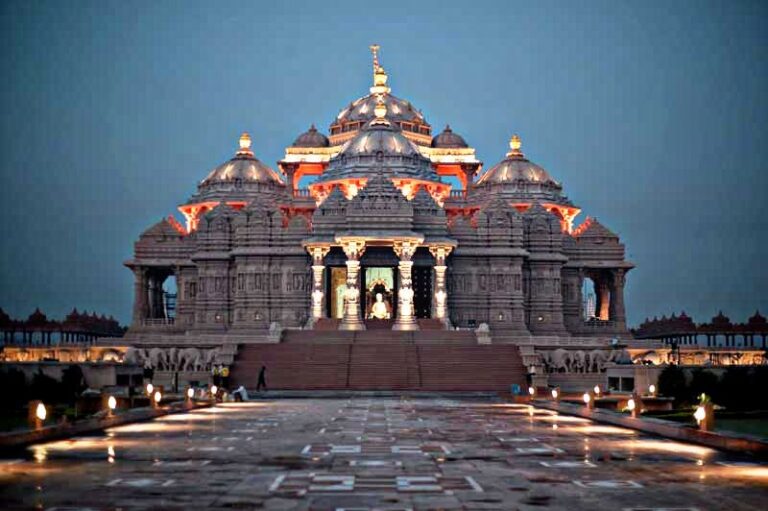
141,318,175,327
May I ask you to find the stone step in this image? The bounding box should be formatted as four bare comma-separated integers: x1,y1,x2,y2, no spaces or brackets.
230,340,526,391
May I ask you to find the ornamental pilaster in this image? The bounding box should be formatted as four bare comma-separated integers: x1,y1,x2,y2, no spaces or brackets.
339,240,366,330
393,240,420,331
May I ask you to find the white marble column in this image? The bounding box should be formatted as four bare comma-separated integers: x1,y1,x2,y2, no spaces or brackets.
429,246,452,325
393,240,419,331
307,246,330,327
340,240,366,330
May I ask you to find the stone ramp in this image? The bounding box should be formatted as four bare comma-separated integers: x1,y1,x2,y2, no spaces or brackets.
231,334,526,391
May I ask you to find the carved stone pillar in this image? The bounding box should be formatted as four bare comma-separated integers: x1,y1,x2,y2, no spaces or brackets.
281,162,299,193
393,240,419,331
429,245,452,325
132,268,149,325
596,279,610,321
609,269,627,328
340,240,366,330
307,246,330,326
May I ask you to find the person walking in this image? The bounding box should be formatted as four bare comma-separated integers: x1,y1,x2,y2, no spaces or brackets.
256,365,267,391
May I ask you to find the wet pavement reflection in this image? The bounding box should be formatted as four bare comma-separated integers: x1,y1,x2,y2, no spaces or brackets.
0,398,766,510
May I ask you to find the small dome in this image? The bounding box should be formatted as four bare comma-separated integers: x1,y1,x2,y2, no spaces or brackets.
200,132,282,186
292,124,329,148
431,125,468,148
476,135,557,186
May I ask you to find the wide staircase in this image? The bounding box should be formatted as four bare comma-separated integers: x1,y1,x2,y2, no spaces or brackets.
230,327,527,392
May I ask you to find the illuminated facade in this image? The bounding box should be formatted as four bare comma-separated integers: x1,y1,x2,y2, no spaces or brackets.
125,46,633,347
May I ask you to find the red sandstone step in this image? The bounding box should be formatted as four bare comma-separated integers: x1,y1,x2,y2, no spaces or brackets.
230,339,526,391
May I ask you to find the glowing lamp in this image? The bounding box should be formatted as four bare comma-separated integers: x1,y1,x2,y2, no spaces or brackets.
551,389,559,400
583,393,591,405
36,402,47,422
146,383,154,396
627,398,636,412
648,384,656,395
107,396,117,411
187,388,194,400
153,391,162,404
211,385,218,396
593,385,601,396
528,386,535,396
694,406,706,423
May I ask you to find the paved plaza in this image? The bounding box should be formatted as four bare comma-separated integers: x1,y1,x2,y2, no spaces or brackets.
1,397,767,510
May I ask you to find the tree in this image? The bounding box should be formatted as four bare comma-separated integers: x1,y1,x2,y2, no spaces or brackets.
60,365,86,404
658,365,688,404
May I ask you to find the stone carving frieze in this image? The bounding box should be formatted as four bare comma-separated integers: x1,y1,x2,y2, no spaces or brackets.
123,346,222,372
538,348,632,374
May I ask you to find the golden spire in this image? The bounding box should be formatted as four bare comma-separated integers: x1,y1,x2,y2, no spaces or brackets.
369,44,391,94
507,134,523,157
370,44,380,73
237,132,253,156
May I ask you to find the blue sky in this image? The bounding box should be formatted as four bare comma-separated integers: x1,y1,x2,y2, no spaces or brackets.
1,0,766,327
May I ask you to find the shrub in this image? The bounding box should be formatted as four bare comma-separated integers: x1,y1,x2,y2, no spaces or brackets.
0,368,28,409
719,367,753,411
658,365,688,404
689,369,720,405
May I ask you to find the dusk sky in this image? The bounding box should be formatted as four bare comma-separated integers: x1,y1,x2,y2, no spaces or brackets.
1,0,766,327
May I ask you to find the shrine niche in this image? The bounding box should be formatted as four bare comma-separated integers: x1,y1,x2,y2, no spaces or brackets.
365,267,394,320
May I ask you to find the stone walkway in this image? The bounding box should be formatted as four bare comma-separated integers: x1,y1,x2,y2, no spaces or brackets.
1,398,766,510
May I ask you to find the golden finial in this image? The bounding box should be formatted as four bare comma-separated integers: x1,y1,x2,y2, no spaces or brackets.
369,44,391,94
370,44,380,73
507,134,523,157
237,132,253,156
374,95,387,119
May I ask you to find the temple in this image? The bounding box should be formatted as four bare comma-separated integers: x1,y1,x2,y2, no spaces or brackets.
122,46,639,390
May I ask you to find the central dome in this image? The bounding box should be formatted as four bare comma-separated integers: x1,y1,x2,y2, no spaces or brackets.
329,46,432,146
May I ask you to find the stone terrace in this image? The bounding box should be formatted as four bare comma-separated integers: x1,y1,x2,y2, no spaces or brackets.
1,397,766,510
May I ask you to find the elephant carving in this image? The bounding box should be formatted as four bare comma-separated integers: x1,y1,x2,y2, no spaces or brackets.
167,347,179,371
178,347,203,372
124,347,146,366
204,348,220,367
589,349,609,372
549,348,570,373
571,351,587,373
147,347,168,370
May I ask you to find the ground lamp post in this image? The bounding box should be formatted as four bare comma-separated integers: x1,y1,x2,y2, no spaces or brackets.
29,401,47,430
145,383,154,398
648,384,657,397
186,387,195,407
107,395,117,417
210,384,218,404
695,394,715,432
627,392,641,418
152,390,162,409
528,386,536,399
583,391,594,410
593,385,601,398
550,387,560,402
